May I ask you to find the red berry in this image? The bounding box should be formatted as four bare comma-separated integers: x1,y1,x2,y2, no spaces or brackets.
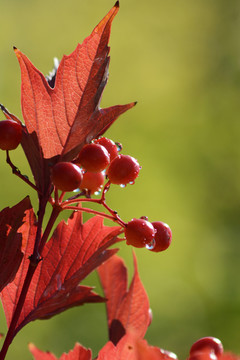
76,144,110,172
107,155,140,185
189,351,218,360
80,171,105,194
150,221,172,252
125,218,155,248
0,120,22,150
190,337,223,357
51,162,83,192
94,137,119,161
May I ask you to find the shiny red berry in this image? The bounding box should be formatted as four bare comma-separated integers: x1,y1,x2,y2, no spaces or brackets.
190,337,223,357
94,137,119,161
76,144,110,172
150,221,172,252
107,155,140,185
189,351,218,360
80,171,105,194
0,120,22,150
51,162,83,192
125,218,155,248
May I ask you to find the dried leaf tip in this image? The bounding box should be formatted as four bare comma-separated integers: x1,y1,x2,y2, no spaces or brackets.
114,1,120,8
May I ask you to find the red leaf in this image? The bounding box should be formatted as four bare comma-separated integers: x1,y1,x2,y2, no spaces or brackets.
97,332,178,360
97,254,150,345
1,210,122,334
29,342,92,360
0,197,31,293
15,2,135,161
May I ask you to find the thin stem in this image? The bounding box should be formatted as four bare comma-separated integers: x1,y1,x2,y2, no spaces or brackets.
63,194,126,227
6,151,40,194
63,205,124,226
64,197,101,206
38,206,61,255
101,201,126,227
31,198,48,263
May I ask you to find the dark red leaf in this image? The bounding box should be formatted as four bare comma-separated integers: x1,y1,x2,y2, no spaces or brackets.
0,197,31,293
97,332,178,360
1,209,122,334
97,254,150,345
15,2,135,162
29,342,92,360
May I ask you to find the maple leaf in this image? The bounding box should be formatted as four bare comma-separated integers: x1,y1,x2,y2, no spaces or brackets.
0,197,31,293
97,254,150,345
0,207,122,335
1,2,136,195
16,1,135,161
29,342,92,360
97,332,178,360
28,332,178,360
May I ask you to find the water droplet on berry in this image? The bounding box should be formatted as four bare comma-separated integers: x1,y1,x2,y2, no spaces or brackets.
120,184,126,188
146,238,156,250
115,142,122,151
129,181,135,185
73,188,80,193
94,190,101,195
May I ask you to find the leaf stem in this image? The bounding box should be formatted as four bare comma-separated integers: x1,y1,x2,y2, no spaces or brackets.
0,197,47,360
38,206,61,255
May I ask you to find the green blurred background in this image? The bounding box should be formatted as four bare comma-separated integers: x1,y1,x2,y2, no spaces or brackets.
1,0,240,358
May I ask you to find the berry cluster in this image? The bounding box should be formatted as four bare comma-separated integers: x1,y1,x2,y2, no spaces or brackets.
0,120,172,253
50,137,141,194
124,218,172,251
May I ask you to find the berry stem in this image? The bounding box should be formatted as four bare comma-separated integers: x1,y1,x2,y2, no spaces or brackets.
6,150,41,194
63,197,125,227
63,205,125,226
0,103,22,125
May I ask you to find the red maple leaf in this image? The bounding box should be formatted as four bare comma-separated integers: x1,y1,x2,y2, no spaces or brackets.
0,197,31,293
29,342,92,360
7,1,135,194
29,334,177,360
97,332,178,360
97,254,150,345
0,205,122,335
